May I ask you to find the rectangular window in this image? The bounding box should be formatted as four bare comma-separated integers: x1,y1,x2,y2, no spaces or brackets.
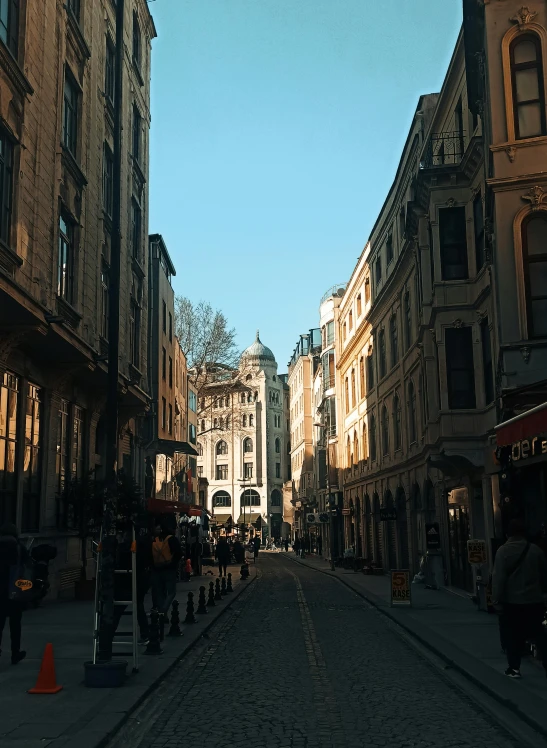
169,312,173,342
473,192,485,272
216,464,228,480
131,198,141,260
189,423,196,444
129,298,140,368
55,400,69,501
105,37,115,105
162,300,166,333
100,261,109,339
67,0,80,22
244,462,253,479
189,390,197,412
58,214,75,305
198,466,203,477
132,105,141,163
0,371,18,526
365,277,371,304
162,347,166,380
169,356,173,388
356,294,362,317
481,318,494,404
367,351,375,392
386,234,394,265
276,463,281,478
0,0,19,58
375,257,382,284
132,11,141,70
22,383,42,533
0,128,13,246
168,404,173,434
326,321,334,345
161,397,166,430
103,142,114,218
63,72,78,156
446,327,476,409
439,207,468,281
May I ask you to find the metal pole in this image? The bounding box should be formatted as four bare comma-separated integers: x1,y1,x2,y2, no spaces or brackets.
98,0,125,661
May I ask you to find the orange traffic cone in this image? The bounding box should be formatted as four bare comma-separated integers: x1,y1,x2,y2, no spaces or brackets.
28,643,63,694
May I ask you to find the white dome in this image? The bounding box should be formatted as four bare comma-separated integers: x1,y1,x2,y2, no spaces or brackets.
241,331,276,363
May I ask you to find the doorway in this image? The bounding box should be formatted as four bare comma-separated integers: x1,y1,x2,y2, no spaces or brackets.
447,488,472,592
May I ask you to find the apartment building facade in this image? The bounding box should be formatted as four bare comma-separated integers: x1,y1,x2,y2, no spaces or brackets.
0,0,156,595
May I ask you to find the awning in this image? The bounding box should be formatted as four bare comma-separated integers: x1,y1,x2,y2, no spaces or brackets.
495,401,547,446
237,512,262,525
212,513,232,525
150,439,198,457
147,498,203,516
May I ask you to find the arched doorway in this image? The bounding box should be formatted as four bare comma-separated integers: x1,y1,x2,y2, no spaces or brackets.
396,487,409,569
384,490,397,570
373,492,383,567
355,495,362,557
364,494,373,560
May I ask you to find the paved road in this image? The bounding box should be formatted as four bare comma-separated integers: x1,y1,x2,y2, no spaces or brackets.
107,554,521,748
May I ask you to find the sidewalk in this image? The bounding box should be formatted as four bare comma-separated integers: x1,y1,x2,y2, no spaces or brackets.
0,563,254,748
282,551,547,738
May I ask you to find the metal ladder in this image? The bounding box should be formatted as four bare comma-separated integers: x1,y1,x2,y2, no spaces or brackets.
92,525,139,673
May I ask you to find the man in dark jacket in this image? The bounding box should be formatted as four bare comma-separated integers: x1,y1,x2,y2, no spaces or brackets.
151,524,182,617
0,523,27,664
215,536,231,577
492,518,547,678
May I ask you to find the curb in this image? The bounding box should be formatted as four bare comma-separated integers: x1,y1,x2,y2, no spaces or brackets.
282,553,547,742
58,571,258,748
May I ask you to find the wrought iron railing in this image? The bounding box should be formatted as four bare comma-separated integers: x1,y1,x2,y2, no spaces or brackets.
420,131,465,169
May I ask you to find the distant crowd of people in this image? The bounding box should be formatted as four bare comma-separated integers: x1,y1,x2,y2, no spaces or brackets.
293,535,323,558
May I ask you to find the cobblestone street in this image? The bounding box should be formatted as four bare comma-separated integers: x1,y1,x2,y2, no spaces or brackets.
107,555,526,748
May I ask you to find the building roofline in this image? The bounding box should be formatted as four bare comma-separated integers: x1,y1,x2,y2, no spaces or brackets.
149,233,176,276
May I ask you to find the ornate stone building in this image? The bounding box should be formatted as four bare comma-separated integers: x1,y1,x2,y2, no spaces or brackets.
0,0,156,595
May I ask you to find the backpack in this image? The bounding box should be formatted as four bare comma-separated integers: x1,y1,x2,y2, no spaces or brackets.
152,536,173,568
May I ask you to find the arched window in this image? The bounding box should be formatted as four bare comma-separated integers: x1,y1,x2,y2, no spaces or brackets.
393,394,402,451
242,414,247,427
390,315,398,367
381,405,389,456
216,440,228,456
523,214,547,337
345,377,350,413
367,350,375,391
359,357,365,399
271,489,282,507
510,34,546,140
243,437,253,453
246,373,252,381
362,422,368,461
354,431,359,463
275,437,281,453
351,368,356,406
404,291,412,350
249,414,254,427
241,489,260,507
213,417,218,428
346,436,351,467
379,329,387,378
197,442,203,456
212,491,231,508
219,416,224,429
369,415,377,461
408,380,417,444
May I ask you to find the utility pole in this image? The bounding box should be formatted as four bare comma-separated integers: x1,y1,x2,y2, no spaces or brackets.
98,0,125,662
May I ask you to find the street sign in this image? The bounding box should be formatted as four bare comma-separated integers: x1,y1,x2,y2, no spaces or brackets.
425,523,440,550
380,508,397,521
390,570,411,606
467,539,487,565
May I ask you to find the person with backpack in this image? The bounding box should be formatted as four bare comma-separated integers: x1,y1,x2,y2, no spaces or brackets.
151,524,182,617
492,517,547,678
0,523,28,665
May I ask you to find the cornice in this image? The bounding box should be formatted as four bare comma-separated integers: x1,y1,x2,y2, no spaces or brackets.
486,172,547,192
0,41,33,98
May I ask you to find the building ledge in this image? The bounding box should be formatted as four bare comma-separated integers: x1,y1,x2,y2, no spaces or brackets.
0,40,33,98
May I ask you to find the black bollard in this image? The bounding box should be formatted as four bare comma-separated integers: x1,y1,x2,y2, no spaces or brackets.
221,576,227,596
214,578,222,601
208,581,216,607
226,573,233,593
184,591,197,624
144,609,164,655
197,586,208,614
168,599,183,637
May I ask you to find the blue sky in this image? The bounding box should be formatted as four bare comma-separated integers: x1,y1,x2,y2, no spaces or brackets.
148,0,462,371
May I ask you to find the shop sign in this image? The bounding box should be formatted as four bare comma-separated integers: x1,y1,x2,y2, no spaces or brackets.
467,539,487,565
341,508,351,516
511,436,547,462
380,508,397,521
425,523,440,551
390,570,411,606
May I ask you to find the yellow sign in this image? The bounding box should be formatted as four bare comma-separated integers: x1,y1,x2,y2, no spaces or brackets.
390,570,411,606
15,579,33,591
467,539,487,565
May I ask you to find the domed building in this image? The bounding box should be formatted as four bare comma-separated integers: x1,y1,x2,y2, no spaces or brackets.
197,332,290,542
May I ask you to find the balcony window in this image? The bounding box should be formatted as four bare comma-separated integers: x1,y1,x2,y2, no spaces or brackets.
439,207,468,281
510,34,546,140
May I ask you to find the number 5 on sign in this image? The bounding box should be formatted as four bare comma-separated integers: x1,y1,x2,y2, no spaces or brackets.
390,570,411,606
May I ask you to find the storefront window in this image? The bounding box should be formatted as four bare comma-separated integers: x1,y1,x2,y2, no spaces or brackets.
0,371,18,525
22,383,42,532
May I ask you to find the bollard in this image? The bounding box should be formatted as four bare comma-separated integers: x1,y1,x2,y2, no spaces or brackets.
168,600,183,636
184,591,196,624
214,578,222,601
240,563,249,580
226,573,233,593
221,576,227,596
208,581,216,607
197,586,208,614
144,610,164,655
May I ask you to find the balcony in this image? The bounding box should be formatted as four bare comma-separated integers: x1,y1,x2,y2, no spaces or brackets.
320,283,347,306
420,131,465,169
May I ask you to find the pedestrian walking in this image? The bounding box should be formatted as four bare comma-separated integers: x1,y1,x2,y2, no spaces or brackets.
216,536,231,577
284,538,289,552
253,535,261,561
492,518,547,678
294,537,301,556
0,523,27,665
317,535,323,556
151,524,182,617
